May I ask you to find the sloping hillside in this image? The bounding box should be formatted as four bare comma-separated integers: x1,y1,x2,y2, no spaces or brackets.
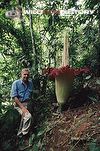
44,103,100,151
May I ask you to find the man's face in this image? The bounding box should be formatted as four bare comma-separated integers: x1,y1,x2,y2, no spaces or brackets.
21,70,30,82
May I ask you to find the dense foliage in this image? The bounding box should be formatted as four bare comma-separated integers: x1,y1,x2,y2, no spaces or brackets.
0,0,100,150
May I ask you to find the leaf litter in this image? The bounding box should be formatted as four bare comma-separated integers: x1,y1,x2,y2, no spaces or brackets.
43,102,100,151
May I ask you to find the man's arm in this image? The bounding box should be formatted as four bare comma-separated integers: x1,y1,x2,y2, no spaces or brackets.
11,80,29,115
11,81,26,110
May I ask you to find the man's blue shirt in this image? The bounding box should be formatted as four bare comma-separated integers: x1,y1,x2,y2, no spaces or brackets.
11,79,33,102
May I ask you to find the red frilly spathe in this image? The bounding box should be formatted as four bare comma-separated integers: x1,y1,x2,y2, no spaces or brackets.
42,65,90,79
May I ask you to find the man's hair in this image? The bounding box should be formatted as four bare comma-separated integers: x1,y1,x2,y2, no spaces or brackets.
21,68,30,73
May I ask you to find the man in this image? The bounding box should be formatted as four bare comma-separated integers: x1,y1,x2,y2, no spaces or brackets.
11,68,33,148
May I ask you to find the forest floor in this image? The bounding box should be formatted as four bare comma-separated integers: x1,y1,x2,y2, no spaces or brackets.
44,102,100,151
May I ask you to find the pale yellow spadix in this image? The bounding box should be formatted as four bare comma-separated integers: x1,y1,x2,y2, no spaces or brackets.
62,32,69,66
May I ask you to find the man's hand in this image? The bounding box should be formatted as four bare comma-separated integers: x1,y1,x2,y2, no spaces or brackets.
14,97,29,117
21,106,29,117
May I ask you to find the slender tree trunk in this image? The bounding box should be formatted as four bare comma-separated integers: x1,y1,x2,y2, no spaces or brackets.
27,0,38,73
17,0,30,67
97,6,100,76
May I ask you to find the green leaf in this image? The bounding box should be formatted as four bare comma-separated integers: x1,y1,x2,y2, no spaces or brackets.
89,140,100,151
37,130,45,137
33,143,39,151
88,97,97,102
96,79,100,85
